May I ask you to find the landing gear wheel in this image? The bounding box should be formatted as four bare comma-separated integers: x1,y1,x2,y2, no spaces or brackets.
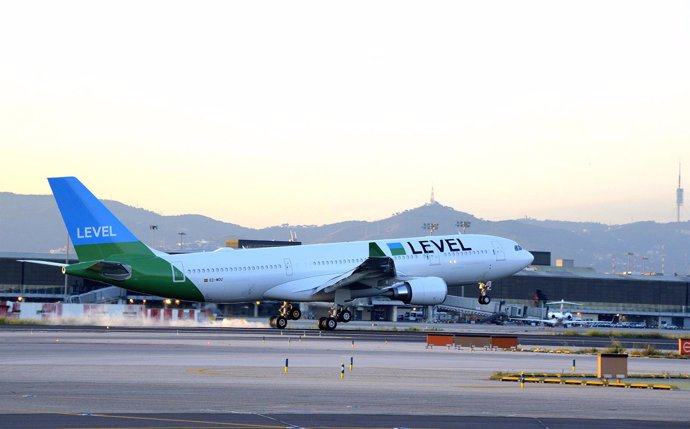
338,309,352,323
318,317,328,330
478,295,491,305
275,316,288,329
289,307,302,321
325,317,338,331
269,316,278,328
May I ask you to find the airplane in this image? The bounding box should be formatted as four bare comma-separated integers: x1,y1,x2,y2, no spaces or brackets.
25,177,534,330
545,299,583,323
518,300,583,327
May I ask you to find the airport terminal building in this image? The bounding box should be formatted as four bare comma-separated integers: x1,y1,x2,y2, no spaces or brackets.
1,250,689,328
456,267,690,328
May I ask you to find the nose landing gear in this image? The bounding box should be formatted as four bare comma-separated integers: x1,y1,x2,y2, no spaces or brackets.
478,281,492,305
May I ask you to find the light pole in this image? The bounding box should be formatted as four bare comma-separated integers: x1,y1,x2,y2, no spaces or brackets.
456,221,471,234
178,232,186,249
150,225,158,248
422,223,438,236
64,232,70,302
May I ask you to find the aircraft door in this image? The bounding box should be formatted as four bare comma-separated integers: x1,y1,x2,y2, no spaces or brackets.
171,261,186,283
284,258,293,276
491,241,506,261
427,251,440,266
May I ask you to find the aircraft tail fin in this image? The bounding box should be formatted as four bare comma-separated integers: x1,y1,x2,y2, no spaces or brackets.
48,177,154,261
369,242,386,257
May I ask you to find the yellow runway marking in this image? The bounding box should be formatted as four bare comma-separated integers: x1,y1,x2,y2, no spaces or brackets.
55,412,424,429
57,412,285,428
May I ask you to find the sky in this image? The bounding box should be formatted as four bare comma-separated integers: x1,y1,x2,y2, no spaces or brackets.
1,1,689,228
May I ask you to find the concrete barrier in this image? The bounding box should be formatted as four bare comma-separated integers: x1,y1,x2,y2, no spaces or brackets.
454,335,491,348
490,335,519,349
426,334,454,347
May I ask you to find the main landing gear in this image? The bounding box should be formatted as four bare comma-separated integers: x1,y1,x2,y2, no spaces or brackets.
317,306,353,331
269,301,302,330
268,302,353,331
478,281,492,305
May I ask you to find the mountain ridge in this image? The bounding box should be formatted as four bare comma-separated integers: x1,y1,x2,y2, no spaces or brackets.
1,193,688,275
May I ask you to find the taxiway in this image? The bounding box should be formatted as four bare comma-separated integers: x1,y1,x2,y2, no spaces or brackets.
0,327,688,428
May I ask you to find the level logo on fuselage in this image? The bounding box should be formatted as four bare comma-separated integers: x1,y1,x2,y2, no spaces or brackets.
387,238,473,256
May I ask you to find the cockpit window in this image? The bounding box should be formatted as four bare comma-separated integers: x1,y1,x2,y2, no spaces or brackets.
514,245,523,251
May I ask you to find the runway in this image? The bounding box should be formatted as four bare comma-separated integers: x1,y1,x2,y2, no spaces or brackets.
0,321,681,350
3,413,690,429
0,327,689,428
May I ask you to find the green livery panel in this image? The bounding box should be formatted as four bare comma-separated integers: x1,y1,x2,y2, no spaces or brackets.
65,251,205,302
49,177,206,302
73,241,154,261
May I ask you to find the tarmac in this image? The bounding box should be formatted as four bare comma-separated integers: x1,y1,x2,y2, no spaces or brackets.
0,328,689,428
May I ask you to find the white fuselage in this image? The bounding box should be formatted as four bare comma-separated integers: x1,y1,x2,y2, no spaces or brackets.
161,234,533,303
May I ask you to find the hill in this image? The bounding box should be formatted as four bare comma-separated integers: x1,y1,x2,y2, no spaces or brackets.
1,193,688,275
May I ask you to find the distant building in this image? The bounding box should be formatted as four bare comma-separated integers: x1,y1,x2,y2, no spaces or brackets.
1,249,690,328
555,258,575,269
225,239,301,249
450,262,690,328
0,253,99,299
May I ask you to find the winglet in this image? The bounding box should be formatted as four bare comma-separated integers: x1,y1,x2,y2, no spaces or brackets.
369,242,386,257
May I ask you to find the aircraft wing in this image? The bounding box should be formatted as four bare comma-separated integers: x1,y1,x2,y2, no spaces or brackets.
317,254,397,294
514,317,559,326
313,241,403,295
263,243,401,301
264,256,398,300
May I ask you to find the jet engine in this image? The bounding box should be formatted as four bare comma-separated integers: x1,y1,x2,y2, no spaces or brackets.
387,277,447,305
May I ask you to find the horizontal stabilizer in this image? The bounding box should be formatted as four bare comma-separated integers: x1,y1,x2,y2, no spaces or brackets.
17,260,68,268
64,260,132,281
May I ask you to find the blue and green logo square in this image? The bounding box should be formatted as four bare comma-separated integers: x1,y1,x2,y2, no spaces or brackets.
387,242,406,256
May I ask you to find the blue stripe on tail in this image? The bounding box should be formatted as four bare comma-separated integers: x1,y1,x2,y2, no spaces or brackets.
48,177,139,246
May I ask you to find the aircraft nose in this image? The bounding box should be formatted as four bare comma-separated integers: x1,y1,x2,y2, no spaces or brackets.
525,250,534,265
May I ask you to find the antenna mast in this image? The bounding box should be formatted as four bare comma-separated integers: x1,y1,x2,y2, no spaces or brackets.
677,163,684,223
